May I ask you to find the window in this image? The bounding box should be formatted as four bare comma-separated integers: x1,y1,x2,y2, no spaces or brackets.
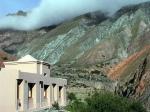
52,84,56,88
40,81,43,88
44,73,47,76
48,65,50,69
44,91,47,98
28,83,35,98
59,86,63,99
28,87,32,98
44,85,49,98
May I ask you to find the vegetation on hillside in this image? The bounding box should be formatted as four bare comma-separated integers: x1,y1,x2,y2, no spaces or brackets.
66,92,146,112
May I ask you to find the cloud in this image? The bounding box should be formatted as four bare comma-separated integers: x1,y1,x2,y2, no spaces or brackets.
0,0,149,30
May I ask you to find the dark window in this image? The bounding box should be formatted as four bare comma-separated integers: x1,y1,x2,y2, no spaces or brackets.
59,86,63,98
52,84,56,88
28,83,35,98
48,65,50,69
40,81,43,88
44,73,47,76
28,86,32,98
44,85,49,98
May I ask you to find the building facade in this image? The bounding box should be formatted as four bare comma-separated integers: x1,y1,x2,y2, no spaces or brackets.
0,55,67,112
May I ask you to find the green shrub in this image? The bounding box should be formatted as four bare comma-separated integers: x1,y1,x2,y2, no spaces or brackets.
68,92,77,101
66,91,146,112
128,101,146,112
67,99,86,112
52,102,60,110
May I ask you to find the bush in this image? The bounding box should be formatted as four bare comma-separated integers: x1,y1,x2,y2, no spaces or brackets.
66,91,146,112
67,99,86,112
52,102,60,110
128,101,146,112
68,92,77,101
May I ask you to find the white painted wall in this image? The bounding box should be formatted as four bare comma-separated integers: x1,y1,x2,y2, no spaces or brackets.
39,64,50,77
5,62,51,77
18,63,37,74
0,69,18,112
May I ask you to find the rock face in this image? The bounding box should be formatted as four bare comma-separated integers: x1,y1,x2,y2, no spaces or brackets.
109,46,150,109
0,30,48,54
0,50,16,61
51,64,116,99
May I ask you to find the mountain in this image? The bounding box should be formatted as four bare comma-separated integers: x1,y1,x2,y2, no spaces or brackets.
7,10,27,16
0,1,150,109
1,2,150,66
0,10,109,64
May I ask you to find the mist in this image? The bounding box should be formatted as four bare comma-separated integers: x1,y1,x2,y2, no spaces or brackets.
0,0,149,30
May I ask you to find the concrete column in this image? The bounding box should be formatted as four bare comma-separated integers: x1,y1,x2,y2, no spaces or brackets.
17,80,23,111
54,85,59,103
40,83,44,107
33,83,40,108
37,83,41,108
47,86,51,107
50,84,54,105
32,84,36,109
61,86,67,106
19,80,28,111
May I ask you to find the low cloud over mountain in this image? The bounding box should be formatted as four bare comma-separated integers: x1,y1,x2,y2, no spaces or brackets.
0,0,149,30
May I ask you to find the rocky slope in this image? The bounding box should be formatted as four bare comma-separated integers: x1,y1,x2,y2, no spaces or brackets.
107,45,150,109
0,1,150,108
0,2,150,66
0,50,16,61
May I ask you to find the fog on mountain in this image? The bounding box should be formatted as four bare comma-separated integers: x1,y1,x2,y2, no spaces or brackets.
0,0,149,30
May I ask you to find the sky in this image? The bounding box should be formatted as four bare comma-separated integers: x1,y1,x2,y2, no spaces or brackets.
0,0,40,16
0,0,150,30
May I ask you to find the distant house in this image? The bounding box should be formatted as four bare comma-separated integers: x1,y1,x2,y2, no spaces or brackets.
0,55,67,112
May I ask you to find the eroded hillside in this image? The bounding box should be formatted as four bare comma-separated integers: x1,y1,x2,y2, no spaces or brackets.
0,2,149,66
108,45,150,109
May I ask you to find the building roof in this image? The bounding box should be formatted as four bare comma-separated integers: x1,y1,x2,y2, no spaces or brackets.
17,55,38,62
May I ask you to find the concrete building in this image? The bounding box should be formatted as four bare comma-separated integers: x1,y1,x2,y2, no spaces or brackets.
0,55,67,112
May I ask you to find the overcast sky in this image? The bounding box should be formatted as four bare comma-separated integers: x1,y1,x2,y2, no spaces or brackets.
0,0,150,30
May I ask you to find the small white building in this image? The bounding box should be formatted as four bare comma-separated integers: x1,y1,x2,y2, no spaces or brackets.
0,55,67,112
